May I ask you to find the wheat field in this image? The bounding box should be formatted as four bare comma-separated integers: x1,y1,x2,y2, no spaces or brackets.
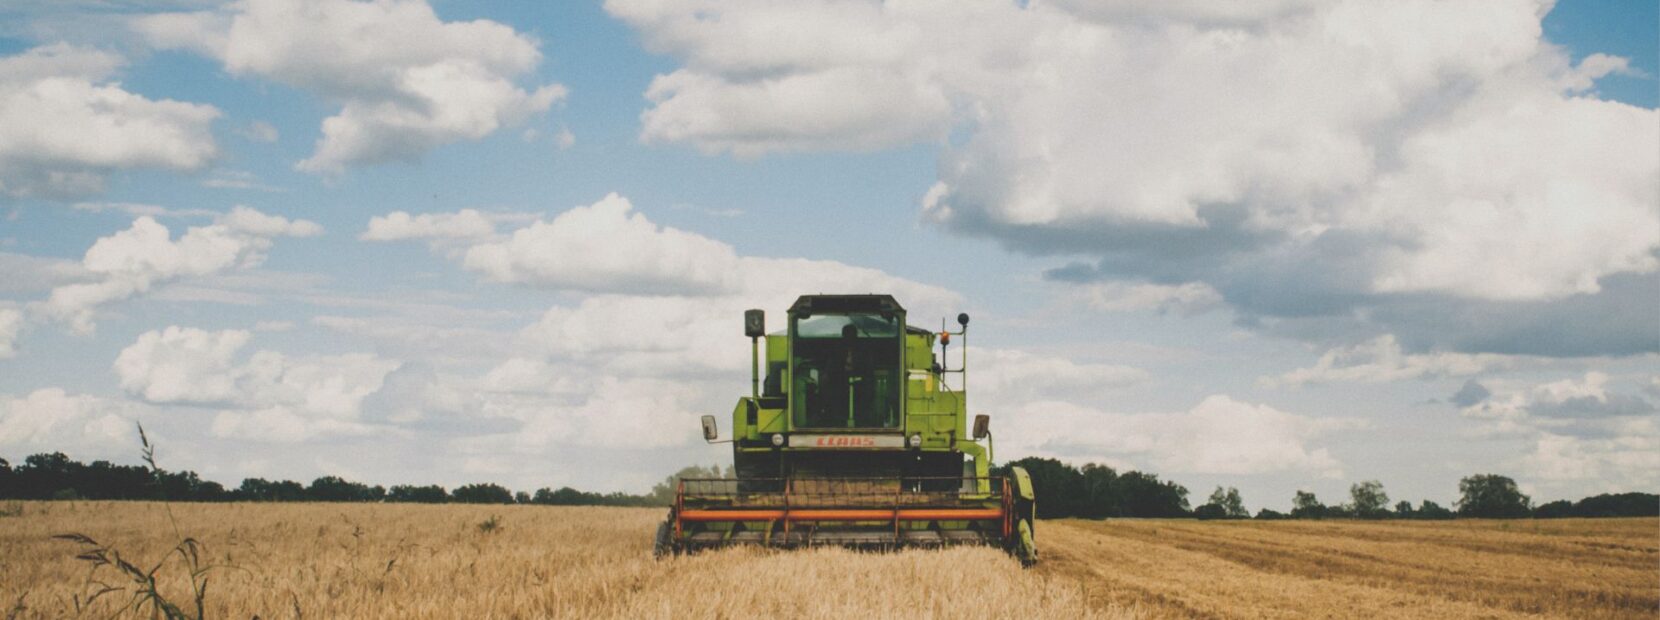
1,502,1653,619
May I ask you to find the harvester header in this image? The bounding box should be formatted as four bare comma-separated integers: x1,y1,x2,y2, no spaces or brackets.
655,294,1037,564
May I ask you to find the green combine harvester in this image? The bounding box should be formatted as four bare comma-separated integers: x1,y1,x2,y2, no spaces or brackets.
654,294,1037,565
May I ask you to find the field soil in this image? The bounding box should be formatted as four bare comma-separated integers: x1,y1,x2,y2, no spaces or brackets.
1039,517,1658,619
1,502,1653,619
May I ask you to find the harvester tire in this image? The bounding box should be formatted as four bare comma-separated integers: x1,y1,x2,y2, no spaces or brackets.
1016,518,1037,567
653,515,675,559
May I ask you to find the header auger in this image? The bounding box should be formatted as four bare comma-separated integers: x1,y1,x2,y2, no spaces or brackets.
654,294,1037,565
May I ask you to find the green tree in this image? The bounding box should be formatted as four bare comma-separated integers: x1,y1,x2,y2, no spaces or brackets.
1350,480,1390,518
998,457,1088,518
1112,470,1189,518
18,452,74,499
1416,500,1454,520
1222,487,1247,518
1456,474,1530,518
535,487,594,505
307,476,379,502
388,484,448,503
237,477,275,501
1078,464,1120,519
1291,490,1326,519
1201,486,1247,519
452,483,514,504
1533,499,1573,518
1572,492,1660,517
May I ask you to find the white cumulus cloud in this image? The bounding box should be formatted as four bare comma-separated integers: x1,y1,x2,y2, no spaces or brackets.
1521,429,1658,494
1269,335,1521,387
114,326,400,442
478,376,712,450
0,388,141,457
0,307,20,359
137,0,566,173
355,192,984,454
1076,281,1224,315
1455,372,1659,497
366,193,1162,461
461,193,743,295
361,209,497,242
1002,395,1351,478
33,206,322,334
379,192,962,309
0,43,219,198
1462,372,1656,421
515,257,962,379
969,348,1148,404
608,0,1659,353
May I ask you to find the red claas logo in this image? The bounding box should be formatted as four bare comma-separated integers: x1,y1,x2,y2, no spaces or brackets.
814,436,876,447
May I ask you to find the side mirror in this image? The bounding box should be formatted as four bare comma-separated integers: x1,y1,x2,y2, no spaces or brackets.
744,309,765,338
701,415,719,442
957,313,970,327
972,414,990,439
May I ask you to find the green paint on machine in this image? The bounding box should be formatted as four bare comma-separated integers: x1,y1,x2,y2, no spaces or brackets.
656,294,1038,566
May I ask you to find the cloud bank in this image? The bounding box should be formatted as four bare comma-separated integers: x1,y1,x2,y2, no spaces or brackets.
1001,395,1352,478
115,326,400,442
1456,372,1658,495
33,206,321,334
0,43,218,198
610,0,1659,357
138,0,566,173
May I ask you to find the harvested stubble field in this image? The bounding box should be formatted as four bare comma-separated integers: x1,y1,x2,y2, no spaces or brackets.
1,502,1653,619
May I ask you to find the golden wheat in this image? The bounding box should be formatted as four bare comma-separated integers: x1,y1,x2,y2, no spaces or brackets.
0,502,1113,619
2,502,1653,619
1041,518,1659,619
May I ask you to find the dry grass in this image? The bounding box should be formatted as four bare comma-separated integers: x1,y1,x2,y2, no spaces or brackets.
2,503,1653,619
1040,518,1659,619
0,501,1109,619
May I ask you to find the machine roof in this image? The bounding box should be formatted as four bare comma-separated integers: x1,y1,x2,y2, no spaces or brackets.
787,294,904,316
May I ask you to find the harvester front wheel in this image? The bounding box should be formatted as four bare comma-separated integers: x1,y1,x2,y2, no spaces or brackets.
1015,518,1037,567
653,513,676,559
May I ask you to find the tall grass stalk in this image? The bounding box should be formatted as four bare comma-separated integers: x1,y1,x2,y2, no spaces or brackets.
50,423,221,619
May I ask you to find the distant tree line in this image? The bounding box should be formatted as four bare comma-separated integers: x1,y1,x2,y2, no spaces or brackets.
997,458,1657,521
4,451,1655,520
0,453,663,507
994,458,1192,518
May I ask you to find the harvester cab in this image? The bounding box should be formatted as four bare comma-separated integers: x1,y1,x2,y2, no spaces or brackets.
655,294,1037,565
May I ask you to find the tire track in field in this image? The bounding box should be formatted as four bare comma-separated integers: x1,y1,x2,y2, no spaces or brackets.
1072,519,1658,618
1038,520,1544,619
1223,519,1658,570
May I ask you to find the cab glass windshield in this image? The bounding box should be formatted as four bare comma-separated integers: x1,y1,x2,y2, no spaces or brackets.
791,312,901,428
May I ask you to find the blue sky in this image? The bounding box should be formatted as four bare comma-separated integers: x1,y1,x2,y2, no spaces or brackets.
0,0,1655,511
